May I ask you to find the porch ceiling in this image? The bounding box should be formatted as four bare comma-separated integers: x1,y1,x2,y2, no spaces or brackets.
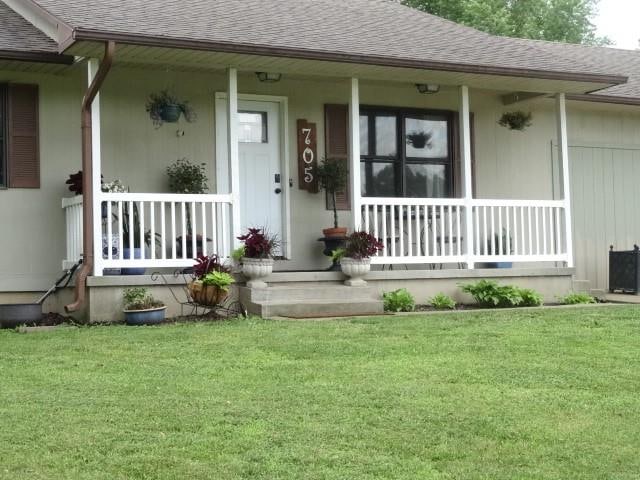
69,41,615,95
0,58,75,74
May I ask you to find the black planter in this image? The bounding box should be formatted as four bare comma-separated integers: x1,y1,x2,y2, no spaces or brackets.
318,236,346,271
161,104,182,123
609,245,640,293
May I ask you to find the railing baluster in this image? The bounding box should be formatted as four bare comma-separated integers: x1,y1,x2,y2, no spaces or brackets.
382,205,388,257
415,205,421,258
490,206,495,256
456,206,461,257
542,206,547,255
373,204,379,249
161,202,166,260
423,206,429,258
139,201,145,261
390,206,396,257
211,202,218,256
171,202,176,260
527,206,533,256
221,203,229,258
150,201,156,260
191,201,197,259
534,207,540,256
398,205,404,257
407,205,413,257
201,202,207,257
181,202,187,260
506,206,511,256
498,206,503,256
520,207,526,256
556,207,563,255
128,201,134,260
106,201,113,261
364,204,370,234
447,205,453,257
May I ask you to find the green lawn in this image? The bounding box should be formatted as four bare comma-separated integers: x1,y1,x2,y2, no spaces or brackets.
1,307,639,479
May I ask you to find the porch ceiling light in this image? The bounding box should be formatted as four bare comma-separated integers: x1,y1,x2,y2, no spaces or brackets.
416,83,440,94
256,72,282,83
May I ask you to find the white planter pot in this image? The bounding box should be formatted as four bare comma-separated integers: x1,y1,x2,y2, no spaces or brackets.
241,258,274,289
340,257,371,286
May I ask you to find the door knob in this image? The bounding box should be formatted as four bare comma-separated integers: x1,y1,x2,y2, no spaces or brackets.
275,188,282,194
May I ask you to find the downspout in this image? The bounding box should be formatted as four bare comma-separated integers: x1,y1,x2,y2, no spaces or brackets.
66,41,115,313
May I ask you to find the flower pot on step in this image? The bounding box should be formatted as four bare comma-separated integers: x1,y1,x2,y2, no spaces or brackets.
340,257,371,286
241,258,274,289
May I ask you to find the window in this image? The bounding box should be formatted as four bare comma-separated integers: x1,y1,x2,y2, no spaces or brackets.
0,84,6,188
360,107,453,198
238,111,267,143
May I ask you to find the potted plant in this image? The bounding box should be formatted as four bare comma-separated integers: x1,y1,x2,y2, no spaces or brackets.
167,158,210,259
339,231,384,286
316,158,349,238
122,287,166,325
187,254,235,306
146,90,196,127
238,228,279,289
478,232,513,269
406,131,433,149
498,111,532,131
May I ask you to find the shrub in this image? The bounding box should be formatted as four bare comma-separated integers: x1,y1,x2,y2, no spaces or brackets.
519,288,544,307
460,281,545,308
383,289,415,312
461,280,522,308
166,158,208,194
559,292,597,305
430,293,456,310
231,246,246,263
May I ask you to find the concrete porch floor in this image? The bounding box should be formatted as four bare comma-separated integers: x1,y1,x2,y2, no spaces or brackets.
605,293,640,304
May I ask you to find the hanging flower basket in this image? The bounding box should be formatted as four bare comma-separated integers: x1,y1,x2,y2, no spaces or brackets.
146,90,196,127
498,111,532,131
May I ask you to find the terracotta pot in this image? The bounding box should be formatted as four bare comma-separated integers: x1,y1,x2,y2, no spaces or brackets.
322,227,348,238
340,257,371,286
241,257,274,289
188,281,229,306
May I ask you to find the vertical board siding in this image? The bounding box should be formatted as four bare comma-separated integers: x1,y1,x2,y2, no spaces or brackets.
569,144,640,291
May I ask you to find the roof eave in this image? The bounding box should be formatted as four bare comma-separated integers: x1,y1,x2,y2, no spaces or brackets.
0,48,74,65
567,94,640,106
70,29,628,88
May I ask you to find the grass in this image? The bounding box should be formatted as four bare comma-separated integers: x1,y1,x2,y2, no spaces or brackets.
1,306,639,479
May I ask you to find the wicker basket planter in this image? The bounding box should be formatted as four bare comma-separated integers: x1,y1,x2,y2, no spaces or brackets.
188,281,229,306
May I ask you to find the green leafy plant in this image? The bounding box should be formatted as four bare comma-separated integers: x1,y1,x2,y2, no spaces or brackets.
460,280,523,308
237,227,279,259
559,292,597,305
461,280,545,308
201,271,235,292
146,90,196,127
167,158,208,233
331,247,346,263
383,288,415,312
498,111,532,131
520,288,544,307
316,158,349,229
123,287,164,311
430,293,456,310
231,246,246,263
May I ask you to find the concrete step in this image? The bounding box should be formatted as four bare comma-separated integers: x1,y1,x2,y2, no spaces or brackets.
244,285,377,303
260,299,384,319
238,285,384,318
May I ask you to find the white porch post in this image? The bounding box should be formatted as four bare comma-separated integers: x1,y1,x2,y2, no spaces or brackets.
349,78,362,231
88,58,104,277
556,93,574,268
227,67,241,249
459,85,475,269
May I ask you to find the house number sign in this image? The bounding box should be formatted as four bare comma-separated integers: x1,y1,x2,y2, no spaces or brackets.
297,119,318,193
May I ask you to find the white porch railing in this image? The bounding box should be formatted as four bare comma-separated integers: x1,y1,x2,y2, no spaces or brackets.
63,193,234,272
361,198,569,266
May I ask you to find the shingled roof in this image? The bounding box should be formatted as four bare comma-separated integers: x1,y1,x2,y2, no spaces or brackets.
15,0,624,85
0,1,69,62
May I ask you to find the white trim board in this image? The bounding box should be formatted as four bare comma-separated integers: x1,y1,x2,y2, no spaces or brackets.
214,92,291,259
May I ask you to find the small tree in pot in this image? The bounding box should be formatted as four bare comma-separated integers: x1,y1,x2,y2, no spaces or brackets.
238,228,279,289
338,231,384,286
316,158,349,238
167,158,209,258
122,287,166,325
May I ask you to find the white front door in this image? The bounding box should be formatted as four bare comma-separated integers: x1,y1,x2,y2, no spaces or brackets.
216,98,284,254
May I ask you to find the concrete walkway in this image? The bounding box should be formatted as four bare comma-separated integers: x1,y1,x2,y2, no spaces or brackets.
605,293,640,304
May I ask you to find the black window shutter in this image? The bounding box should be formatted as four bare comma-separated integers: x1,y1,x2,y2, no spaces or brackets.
8,84,40,189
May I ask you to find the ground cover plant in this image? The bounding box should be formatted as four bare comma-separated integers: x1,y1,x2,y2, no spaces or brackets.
1,306,639,479
382,288,416,312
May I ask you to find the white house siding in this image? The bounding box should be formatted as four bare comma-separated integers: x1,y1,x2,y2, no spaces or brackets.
1,64,640,290
0,69,83,292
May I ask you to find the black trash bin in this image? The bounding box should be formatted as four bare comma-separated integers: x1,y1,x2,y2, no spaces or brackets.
609,245,640,294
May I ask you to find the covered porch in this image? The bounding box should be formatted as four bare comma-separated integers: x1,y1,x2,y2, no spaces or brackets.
61,43,577,279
